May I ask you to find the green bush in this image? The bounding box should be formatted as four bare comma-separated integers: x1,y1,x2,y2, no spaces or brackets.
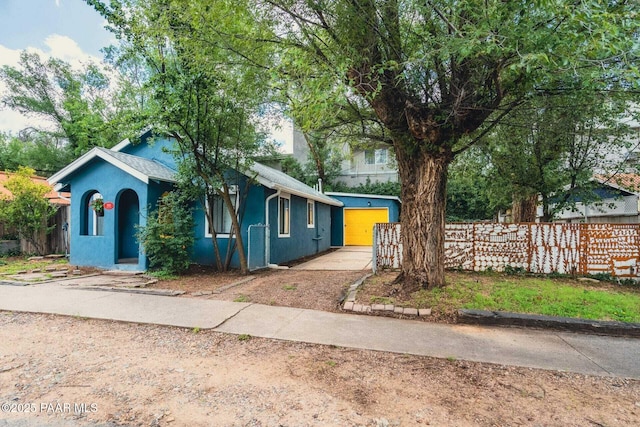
503,265,527,276
137,191,195,275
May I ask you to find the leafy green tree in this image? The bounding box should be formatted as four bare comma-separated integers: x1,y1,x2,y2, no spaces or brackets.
0,52,124,154
89,0,276,273
261,0,639,289
0,167,57,255
278,156,307,184
482,82,635,222
0,132,74,176
278,129,344,189
446,149,497,222
299,130,345,189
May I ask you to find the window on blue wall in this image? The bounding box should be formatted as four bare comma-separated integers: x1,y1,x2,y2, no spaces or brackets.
307,200,315,228
279,195,290,237
205,186,238,237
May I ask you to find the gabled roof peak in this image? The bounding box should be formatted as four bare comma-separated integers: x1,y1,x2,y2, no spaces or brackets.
47,146,177,189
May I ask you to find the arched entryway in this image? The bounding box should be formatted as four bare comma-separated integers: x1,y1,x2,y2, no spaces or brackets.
116,189,140,264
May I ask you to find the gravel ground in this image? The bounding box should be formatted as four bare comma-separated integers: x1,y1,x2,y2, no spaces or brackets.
1,312,639,426
150,267,366,312
2,264,640,426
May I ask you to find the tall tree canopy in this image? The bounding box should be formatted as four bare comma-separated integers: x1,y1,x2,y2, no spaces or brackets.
482,82,635,223
0,132,74,176
86,0,639,287
261,0,639,288
88,0,277,273
0,52,129,155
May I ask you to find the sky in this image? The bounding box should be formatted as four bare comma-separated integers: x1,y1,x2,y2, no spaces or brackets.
0,0,116,134
0,0,294,151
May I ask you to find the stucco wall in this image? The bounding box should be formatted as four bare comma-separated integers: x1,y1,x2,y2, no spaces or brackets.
191,177,266,268
192,182,332,268
119,134,177,171
267,190,332,265
63,134,337,270
68,159,152,270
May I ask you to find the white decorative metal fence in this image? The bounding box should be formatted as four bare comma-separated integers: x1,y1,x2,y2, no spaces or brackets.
373,222,640,277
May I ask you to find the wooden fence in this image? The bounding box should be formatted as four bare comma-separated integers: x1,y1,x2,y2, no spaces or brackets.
0,205,69,255
373,222,640,277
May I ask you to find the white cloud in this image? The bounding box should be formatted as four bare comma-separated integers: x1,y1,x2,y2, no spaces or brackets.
0,44,22,68
0,109,34,136
42,34,100,68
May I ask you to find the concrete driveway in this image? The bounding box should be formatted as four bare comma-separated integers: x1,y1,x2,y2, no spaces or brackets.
291,246,373,270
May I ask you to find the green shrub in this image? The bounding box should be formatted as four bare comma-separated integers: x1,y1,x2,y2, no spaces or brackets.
503,265,527,276
137,191,195,275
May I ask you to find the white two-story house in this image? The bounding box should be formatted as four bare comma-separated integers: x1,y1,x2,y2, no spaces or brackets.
335,144,398,186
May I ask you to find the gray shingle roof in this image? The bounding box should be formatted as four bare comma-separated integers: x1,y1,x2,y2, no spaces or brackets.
249,162,342,207
48,146,177,189
49,146,341,207
96,148,176,183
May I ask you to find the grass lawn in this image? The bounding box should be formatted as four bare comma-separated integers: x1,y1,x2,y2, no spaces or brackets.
0,256,68,275
365,271,640,323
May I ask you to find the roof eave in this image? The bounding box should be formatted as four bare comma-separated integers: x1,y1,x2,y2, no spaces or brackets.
325,191,402,203
47,147,102,186
273,184,343,207
110,138,131,152
48,147,178,187
244,164,344,206
148,175,177,184
594,176,640,196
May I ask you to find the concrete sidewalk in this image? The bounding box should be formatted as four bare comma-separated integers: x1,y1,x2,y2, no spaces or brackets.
291,246,373,270
1,283,639,379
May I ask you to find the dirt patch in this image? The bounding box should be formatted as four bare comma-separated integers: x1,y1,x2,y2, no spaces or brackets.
354,271,460,322
151,267,366,312
1,312,638,426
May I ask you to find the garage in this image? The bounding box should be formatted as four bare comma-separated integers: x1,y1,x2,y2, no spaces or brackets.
327,192,401,247
344,208,389,245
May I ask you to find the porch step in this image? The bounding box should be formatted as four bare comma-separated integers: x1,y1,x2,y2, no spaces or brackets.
103,270,145,276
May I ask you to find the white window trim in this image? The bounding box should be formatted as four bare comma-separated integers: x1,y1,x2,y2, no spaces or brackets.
375,148,388,165
91,193,103,236
278,193,291,238
307,199,315,228
364,148,388,165
92,211,101,236
204,185,239,238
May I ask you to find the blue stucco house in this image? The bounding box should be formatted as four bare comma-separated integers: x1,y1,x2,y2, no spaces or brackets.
47,132,343,271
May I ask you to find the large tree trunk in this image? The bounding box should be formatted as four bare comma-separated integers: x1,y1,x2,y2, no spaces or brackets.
395,145,451,289
511,193,538,223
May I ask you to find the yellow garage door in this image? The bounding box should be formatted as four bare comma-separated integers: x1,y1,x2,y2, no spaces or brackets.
344,208,389,246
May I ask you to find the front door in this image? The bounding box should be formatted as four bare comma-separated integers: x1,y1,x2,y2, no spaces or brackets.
117,189,140,263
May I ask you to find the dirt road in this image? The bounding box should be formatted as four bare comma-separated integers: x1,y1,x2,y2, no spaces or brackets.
1,312,639,426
